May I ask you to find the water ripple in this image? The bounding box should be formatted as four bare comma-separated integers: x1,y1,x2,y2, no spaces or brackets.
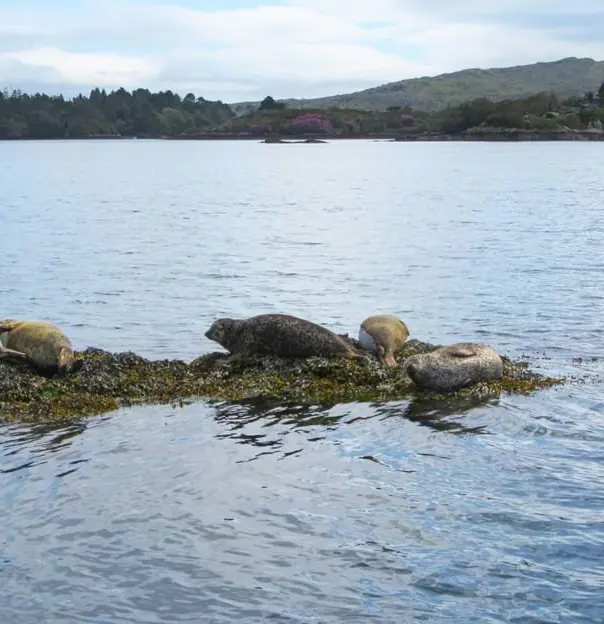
1,140,603,622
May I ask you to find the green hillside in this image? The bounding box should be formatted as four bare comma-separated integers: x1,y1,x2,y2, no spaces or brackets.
231,57,604,113
212,84,604,141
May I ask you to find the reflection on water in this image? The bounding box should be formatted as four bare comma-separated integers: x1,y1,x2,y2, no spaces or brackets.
210,393,497,461
382,394,499,434
1,140,604,623
1,388,603,622
0,395,499,477
0,421,89,475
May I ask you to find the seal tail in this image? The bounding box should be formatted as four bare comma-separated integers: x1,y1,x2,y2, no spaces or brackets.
58,347,74,372
348,347,373,362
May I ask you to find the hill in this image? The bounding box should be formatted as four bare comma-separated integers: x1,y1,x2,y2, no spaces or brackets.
211,88,604,141
230,57,604,114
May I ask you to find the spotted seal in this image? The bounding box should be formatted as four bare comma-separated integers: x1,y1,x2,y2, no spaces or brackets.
0,319,83,375
358,314,409,367
205,313,360,359
402,342,503,393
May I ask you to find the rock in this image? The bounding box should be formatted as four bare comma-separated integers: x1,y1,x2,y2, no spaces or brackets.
0,340,563,423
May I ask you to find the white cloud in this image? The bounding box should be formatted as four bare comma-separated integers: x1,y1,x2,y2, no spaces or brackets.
164,42,421,83
375,0,604,17
149,4,368,45
0,0,603,102
3,47,157,87
398,22,604,73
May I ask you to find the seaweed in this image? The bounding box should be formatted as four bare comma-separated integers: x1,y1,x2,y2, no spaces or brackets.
0,339,564,423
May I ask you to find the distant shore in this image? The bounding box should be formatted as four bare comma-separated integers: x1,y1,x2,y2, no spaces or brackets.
2,130,604,142
168,130,604,142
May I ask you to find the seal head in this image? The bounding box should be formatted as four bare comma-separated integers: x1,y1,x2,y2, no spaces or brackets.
205,318,239,351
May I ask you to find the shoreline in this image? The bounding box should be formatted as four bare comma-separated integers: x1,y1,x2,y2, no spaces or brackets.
2,131,603,142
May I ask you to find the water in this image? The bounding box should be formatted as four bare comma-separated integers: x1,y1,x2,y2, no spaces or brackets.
1,139,603,623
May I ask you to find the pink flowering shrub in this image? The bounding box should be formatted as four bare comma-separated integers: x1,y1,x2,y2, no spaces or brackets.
290,113,333,134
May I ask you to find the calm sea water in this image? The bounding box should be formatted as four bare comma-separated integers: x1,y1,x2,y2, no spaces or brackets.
1,139,603,623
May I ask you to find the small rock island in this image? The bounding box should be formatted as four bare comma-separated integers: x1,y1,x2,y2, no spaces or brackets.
0,337,563,423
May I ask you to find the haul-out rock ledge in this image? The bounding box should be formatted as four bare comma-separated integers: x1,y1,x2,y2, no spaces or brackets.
0,339,564,423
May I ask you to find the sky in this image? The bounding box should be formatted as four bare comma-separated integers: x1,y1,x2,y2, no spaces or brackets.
1,0,603,103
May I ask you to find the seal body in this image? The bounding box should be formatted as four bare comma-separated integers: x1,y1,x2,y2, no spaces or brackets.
403,342,503,393
0,320,80,375
359,314,409,367
205,313,358,359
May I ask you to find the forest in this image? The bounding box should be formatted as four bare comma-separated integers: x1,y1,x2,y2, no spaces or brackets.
0,88,233,139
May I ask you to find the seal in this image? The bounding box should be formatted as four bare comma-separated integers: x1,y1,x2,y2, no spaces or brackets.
0,319,83,375
358,314,409,367
205,313,360,359
402,342,503,393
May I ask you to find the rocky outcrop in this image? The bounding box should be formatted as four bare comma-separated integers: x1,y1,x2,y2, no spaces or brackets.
0,340,563,423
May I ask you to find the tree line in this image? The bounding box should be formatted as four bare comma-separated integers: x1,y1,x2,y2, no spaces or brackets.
2,82,604,140
0,88,234,139
422,84,604,134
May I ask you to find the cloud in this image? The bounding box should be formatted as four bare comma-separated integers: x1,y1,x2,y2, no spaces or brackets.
0,0,603,102
150,4,368,45
2,47,157,86
397,21,604,72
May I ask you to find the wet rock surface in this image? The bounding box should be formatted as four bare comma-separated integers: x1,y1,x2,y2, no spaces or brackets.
0,339,564,423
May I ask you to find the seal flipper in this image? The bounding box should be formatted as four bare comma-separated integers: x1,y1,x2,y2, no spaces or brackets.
448,345,477,358
383,352,398,367
215,351,252,371
71,358,85,374
0,343,27,362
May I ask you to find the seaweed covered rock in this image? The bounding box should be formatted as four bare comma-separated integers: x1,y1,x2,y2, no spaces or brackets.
0,340,563,423
0,347,191,422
